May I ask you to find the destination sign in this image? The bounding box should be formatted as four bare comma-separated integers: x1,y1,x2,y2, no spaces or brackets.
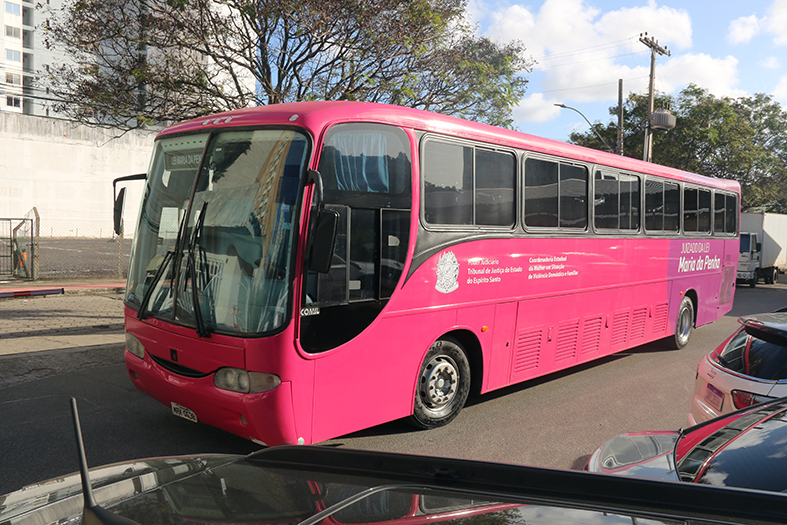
164,150,203,171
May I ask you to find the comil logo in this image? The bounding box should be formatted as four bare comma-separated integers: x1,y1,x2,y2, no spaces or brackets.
435,251,460,294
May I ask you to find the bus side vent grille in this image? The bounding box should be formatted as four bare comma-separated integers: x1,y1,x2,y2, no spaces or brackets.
611,310,629,346
653,303,669,334
556,321,579,362
631,307,648,341
581,316,603,355
514,328,542,373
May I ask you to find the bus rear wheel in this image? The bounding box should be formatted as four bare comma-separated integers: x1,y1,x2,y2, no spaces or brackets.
668,296,694,350
410,339,470,430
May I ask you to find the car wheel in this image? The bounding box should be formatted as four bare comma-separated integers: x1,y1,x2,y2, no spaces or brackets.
409,339,470,430
668,296,694,350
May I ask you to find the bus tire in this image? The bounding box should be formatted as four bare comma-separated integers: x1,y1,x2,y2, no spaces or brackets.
668,296,694,350
750,270,758,288
410,339,470,430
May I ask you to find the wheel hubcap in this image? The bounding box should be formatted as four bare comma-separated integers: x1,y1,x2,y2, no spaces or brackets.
420,356,458,409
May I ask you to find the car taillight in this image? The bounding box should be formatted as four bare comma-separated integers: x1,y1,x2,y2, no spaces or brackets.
731,390,774,409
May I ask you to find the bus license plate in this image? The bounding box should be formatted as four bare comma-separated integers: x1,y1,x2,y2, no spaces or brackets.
171,402,198,423
704,384,724,412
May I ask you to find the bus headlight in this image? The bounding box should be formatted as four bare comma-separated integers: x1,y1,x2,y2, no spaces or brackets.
126,332,145,359
214,368,281,393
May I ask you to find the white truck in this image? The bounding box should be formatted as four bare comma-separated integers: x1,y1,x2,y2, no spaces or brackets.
738,212,787,287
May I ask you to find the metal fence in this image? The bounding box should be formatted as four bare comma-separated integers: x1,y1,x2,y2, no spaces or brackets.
1,209,131,281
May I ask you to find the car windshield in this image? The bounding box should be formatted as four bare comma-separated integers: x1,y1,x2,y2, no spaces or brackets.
125,129,308,335
739,235,750,253
93,455,680,525
713,324,787,380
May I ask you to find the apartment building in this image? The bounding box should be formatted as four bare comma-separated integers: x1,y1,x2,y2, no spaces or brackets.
2,0,63,115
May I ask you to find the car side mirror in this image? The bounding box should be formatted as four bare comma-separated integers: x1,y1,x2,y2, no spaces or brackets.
113,187,126,236
308,209,339,273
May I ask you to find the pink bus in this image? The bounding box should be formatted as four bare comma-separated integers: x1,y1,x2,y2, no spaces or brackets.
118,101,740,446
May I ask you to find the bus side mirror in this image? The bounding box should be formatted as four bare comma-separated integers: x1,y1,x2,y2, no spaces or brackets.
308,209,339,273
113,187,126,236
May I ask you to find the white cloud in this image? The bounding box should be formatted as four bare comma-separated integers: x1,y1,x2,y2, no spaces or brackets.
762,56,780,69
661,54,745,98
727,15,761,44
765,0,787,45
483,0,695,106
514,93,562,123
773,76,787,102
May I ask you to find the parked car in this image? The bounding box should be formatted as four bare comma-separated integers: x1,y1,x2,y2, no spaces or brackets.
5,399,787,525
587,397,787,492
689,311,787,425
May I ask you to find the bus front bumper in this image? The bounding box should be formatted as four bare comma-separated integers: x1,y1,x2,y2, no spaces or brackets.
124,350,303,446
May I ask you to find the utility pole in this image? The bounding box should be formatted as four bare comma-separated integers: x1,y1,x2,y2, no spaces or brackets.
640,32,670,162
617,79,624,156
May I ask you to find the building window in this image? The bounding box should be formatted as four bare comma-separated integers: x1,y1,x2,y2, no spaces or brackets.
5,49,21,61
7,96,21,107
4,1,20,15
5,72,21,85
5,25,20,38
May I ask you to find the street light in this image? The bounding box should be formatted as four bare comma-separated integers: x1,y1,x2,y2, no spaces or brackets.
554,103,615,154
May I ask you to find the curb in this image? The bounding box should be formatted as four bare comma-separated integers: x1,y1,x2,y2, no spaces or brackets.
0,342,126,389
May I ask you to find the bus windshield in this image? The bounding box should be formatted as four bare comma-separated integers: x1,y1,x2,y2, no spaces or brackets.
126,128,309,335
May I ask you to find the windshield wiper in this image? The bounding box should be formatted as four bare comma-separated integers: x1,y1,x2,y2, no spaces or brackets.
137,208,189,320
187,201,210,338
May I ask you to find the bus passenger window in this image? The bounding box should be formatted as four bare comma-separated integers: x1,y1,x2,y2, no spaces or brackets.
524,158,558,227
620,174,640,231
664,182,680,232
423,141,473,225
560,164,588,229
684,187,699,232
525,158,587,229
475,149,515,227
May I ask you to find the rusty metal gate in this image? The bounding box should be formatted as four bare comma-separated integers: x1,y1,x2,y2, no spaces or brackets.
0,218,34,280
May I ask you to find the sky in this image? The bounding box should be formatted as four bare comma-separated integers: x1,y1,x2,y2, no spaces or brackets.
466,0,787,142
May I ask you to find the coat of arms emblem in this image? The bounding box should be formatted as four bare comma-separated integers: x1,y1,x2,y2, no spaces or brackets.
435,251,460,294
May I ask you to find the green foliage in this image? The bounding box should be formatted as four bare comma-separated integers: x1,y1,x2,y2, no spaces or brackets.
567,84,787,212
42,0,532,130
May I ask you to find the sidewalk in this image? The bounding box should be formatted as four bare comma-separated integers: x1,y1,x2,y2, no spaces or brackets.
0,277,127,358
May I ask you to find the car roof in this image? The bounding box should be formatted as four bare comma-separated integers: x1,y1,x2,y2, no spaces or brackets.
679,398,787,490
739,312,787,345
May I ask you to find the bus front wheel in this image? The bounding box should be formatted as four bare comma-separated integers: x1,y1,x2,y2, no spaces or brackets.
410,339,470,430
668,296,695,350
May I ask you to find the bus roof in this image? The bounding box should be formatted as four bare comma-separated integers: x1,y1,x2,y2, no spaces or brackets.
159,100,739,193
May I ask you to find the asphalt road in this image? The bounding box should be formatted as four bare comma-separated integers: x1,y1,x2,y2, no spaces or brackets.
1,284,786,496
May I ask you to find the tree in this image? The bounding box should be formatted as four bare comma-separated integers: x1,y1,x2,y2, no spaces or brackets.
567,85,787,211
41,0,531,130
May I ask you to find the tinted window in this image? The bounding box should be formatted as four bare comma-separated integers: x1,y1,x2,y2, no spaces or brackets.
524,158,558,227
715,192,738,234
594,171,640,231
645,179,679,233
684,187,711,233
423,141,515,227
715,328,787,380
525,158,587,229
423,141,473,225
560,164,588,228
476,149,515,226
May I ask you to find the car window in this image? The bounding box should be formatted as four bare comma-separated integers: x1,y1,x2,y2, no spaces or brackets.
716,328,787,380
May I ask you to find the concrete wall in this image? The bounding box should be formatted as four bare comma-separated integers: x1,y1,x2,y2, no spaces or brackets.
0,113,156,237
